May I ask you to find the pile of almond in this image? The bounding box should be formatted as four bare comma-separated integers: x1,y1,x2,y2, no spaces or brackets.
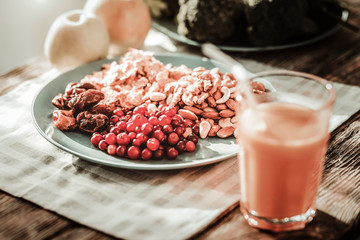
177,90,237,138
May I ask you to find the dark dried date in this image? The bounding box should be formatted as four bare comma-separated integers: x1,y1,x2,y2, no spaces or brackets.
52,93,70,110
88,102,111,116
68,90,105,112
76,111,108,133
64,82,96,98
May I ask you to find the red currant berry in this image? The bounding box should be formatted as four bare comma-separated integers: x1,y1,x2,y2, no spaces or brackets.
187,134,198,145
158,115,171,126
107,144,117,155
167,132,179,145
192,126,200,136
185,141,196,152
174,126,185,136
153,149,164,160
126,122,136,132
176,140,186,153
110,126,121,135
152,130,166,142
110,115,120,124
116,145,127,157
162,124,173,134
147,138,160,151
153,125,162,131
105,133,117,145
91,134,103,147
141,148,152,160
136,133,148,144
164,106,177,117
172,114,184,124
113,109,124,117
128,132,137,141
167,147,178,160
127,146,140,160
135,126,142,134
158,104,168,112
133,106,146,115
155,111,162,118
120,115,130,122
98,140,108,151
116,132,130,145
183,119,194,128
171,118,181,128
130,113,147,126
132,138,142,147
148,116,159,125
141,123,154,136
116,121,127,131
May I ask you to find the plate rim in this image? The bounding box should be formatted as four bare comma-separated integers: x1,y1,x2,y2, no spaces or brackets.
31,53,238,170
152,7,349,52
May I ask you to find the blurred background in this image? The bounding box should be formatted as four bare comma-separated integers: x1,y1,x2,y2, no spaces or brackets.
0,0,86,75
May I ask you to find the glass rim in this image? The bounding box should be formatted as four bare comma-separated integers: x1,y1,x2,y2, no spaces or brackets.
248,69,336,111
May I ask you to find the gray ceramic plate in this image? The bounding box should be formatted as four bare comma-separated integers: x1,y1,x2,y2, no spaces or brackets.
31,54,238,170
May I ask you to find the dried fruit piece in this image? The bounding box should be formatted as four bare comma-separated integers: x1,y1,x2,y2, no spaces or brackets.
52,110,77,131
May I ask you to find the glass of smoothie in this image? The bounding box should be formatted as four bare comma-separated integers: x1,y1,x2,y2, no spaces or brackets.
235,70,336,232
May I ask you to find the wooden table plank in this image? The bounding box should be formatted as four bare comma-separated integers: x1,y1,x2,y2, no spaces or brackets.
0,191,118,240
192,208,347,240
0,191,69,239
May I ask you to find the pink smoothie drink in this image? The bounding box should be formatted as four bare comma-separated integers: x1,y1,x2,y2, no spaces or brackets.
237,102,329,229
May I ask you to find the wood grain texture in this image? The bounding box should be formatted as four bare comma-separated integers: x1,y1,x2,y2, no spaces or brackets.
192,207,347,240
1,5,360,240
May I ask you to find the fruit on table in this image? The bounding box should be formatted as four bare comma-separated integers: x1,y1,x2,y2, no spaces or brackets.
84,0,151,55
44,10,109,71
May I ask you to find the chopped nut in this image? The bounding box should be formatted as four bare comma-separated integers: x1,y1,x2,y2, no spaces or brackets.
217,126,235,138
219,109,235,118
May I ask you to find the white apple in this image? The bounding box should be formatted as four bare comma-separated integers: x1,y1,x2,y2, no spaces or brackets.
44,9,109,71
84,0,151,55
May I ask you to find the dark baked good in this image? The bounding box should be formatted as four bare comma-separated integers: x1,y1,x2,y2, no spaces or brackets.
176,0,242,43
243,0,316,46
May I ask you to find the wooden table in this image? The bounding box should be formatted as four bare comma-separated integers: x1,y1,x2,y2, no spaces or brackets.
1,5,360,240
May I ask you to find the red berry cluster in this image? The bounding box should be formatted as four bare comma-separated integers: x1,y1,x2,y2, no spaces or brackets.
90,105,199,160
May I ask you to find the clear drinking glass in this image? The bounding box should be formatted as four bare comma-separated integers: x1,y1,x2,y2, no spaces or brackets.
235,70,336,232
